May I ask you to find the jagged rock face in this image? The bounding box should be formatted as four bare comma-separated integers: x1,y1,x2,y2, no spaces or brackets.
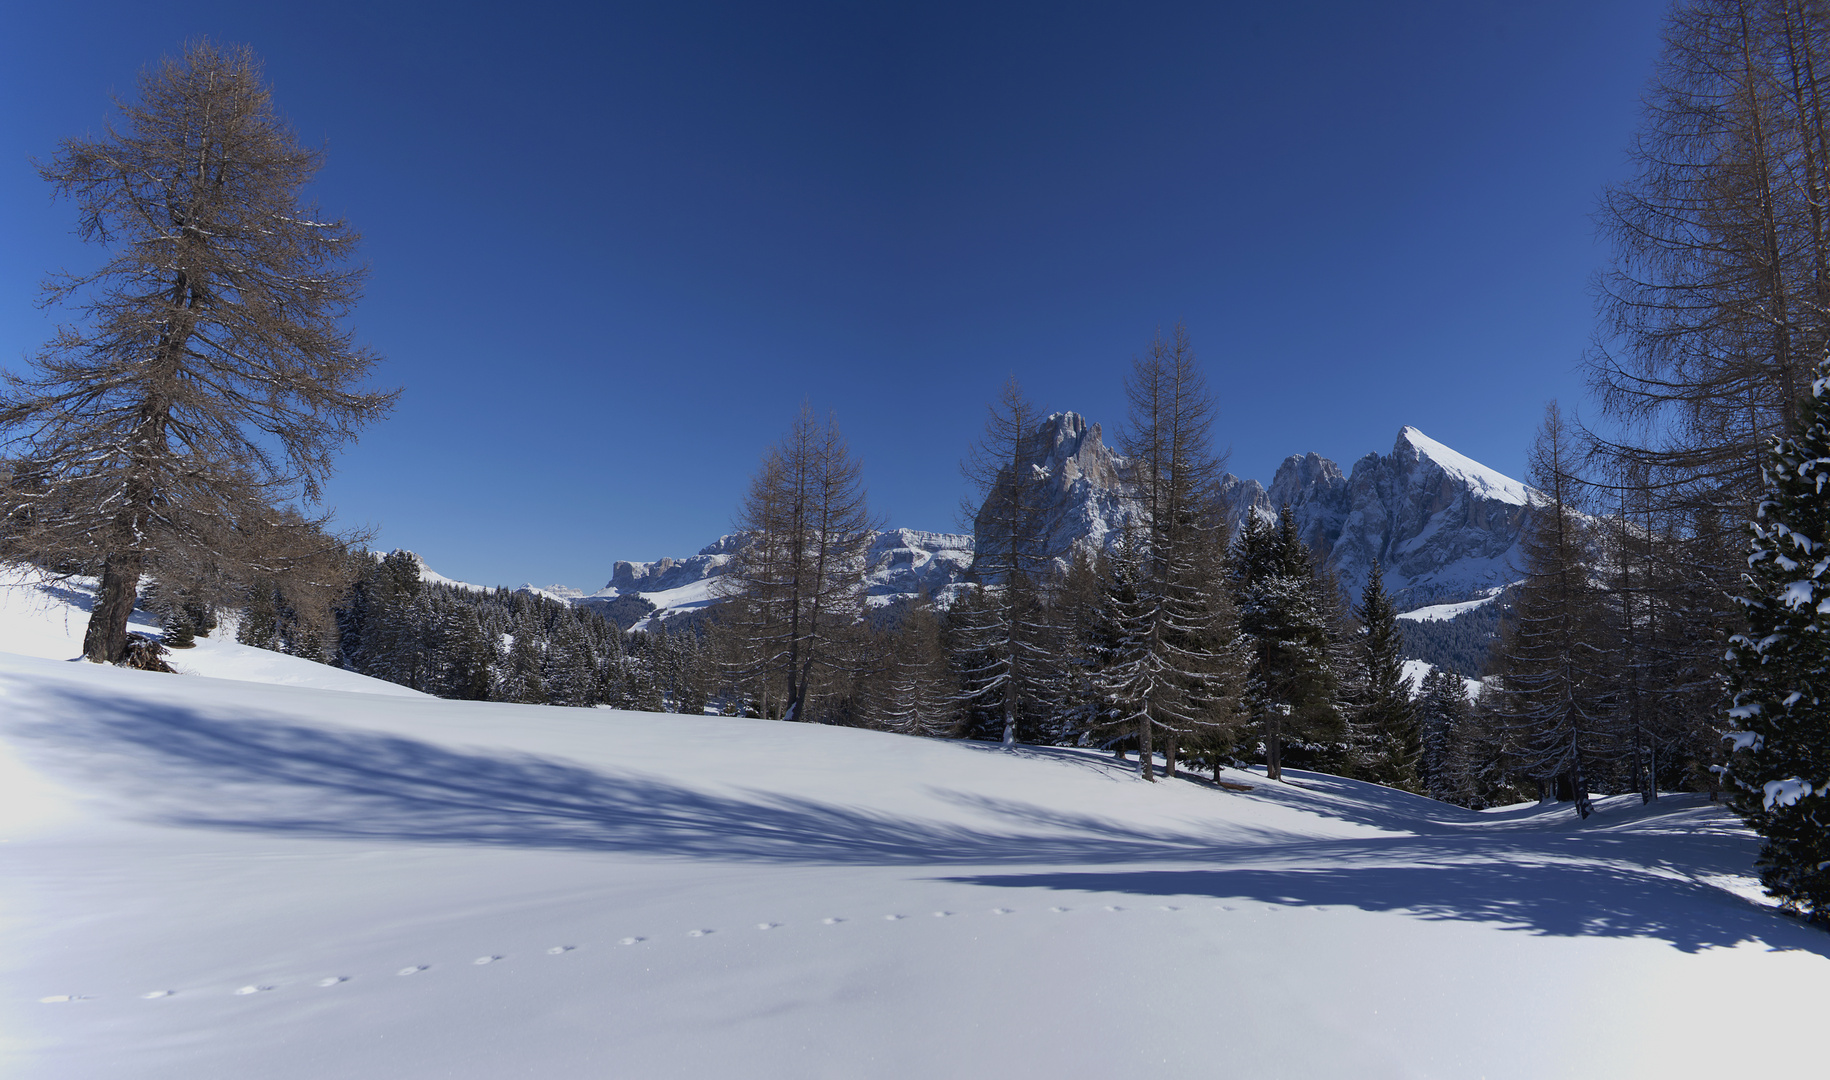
1225,427,1531,607
863,529,974,606
972,411,1145,575
606,537,739,595
578,420,1527,622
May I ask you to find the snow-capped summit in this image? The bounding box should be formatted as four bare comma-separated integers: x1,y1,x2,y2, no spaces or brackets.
1220,427,1534,606
1397,426,1530,507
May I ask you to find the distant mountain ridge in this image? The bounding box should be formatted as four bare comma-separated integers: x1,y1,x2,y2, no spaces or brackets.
1220,426,1533,606
406,415,1533,625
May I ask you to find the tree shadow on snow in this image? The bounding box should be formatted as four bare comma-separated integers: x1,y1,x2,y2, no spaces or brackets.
14,684,1814,955
18,685,1293,866
940,858,1830,957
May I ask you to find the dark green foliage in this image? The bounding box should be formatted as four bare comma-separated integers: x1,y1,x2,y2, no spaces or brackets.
1397,594,1507,677
580,594,657,631
1724,366,1830,919
1231,507,1344,780
1352,562,1421,791
1415,667,1470,801
233,549,717,714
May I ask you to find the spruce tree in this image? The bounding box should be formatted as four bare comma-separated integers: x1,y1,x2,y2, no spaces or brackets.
1352,562,1420,790
1724,364,1830,919
1232,506,1342,780
1415,667,1470,801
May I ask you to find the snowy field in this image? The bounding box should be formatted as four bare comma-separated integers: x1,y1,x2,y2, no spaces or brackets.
2,573,1827,1078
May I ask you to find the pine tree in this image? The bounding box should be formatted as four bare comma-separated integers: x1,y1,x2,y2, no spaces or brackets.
1040,548,1121,748
1351,562,1421,790
1102,325,1242,781
955,379,1055,747
1493,403,1614,819
1724,362,1830,919
1415,667,1470,801
866,595,959,736
1231,507,1343,781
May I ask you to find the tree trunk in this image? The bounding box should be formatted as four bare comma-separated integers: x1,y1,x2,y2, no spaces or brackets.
84,550,143,663
1002,695,1017,748
1265,726,1282,781
1139,713,1155,782
1164,732,1178,777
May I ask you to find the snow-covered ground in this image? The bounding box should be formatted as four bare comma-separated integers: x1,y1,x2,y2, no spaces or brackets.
1400,426,1532,506
0,567,422,697
1400,658,1484,701
1397,591,1502,623
3,577,1826,1077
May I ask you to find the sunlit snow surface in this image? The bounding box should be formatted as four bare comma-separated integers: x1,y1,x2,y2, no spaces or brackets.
1397,592,1502,623
2,577,1825,1077
1401,426,1533,506
1399,658,1483,702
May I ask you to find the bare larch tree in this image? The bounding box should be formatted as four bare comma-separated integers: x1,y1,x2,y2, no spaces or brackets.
0,40,396,662
716,404,877,722
956,378,1055,747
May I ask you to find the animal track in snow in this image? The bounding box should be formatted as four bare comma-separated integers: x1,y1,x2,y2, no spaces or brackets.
233,985,273,995
316,977,347,987
140,990,175,999
619,937,643,945
473,955,502,965
687,929,713,938
822,917,844,925
397,965,428,976
1159,905,1180,912
38,994,87,1003
991,907,1014,915
883,914,904,921
756,922,779,930
1049,906,1070,913
546,945,575,954
1104,905,1124,912
932,911,952,918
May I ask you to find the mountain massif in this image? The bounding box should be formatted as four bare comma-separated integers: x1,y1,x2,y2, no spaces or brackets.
445,415,1534,628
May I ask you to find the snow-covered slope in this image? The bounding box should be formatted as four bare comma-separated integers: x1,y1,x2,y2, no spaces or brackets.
1398,592,1503,623
2,580,1824,1077
1400,657,1484,702
0,566,422,697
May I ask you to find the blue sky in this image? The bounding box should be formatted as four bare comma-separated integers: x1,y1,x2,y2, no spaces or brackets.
1,1,1667,589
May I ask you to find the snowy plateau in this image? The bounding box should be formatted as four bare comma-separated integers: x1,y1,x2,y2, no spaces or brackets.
2,570,1827,1078
551,416,1535,632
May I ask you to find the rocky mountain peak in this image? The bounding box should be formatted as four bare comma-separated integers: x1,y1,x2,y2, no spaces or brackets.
1220,427,1534,607
975,411,1144,573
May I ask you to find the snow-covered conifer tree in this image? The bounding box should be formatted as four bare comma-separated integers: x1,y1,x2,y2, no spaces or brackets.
1724,364,1830,919
1231,507,1342,781
1352,562,1420,790
1415,667,1469,801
